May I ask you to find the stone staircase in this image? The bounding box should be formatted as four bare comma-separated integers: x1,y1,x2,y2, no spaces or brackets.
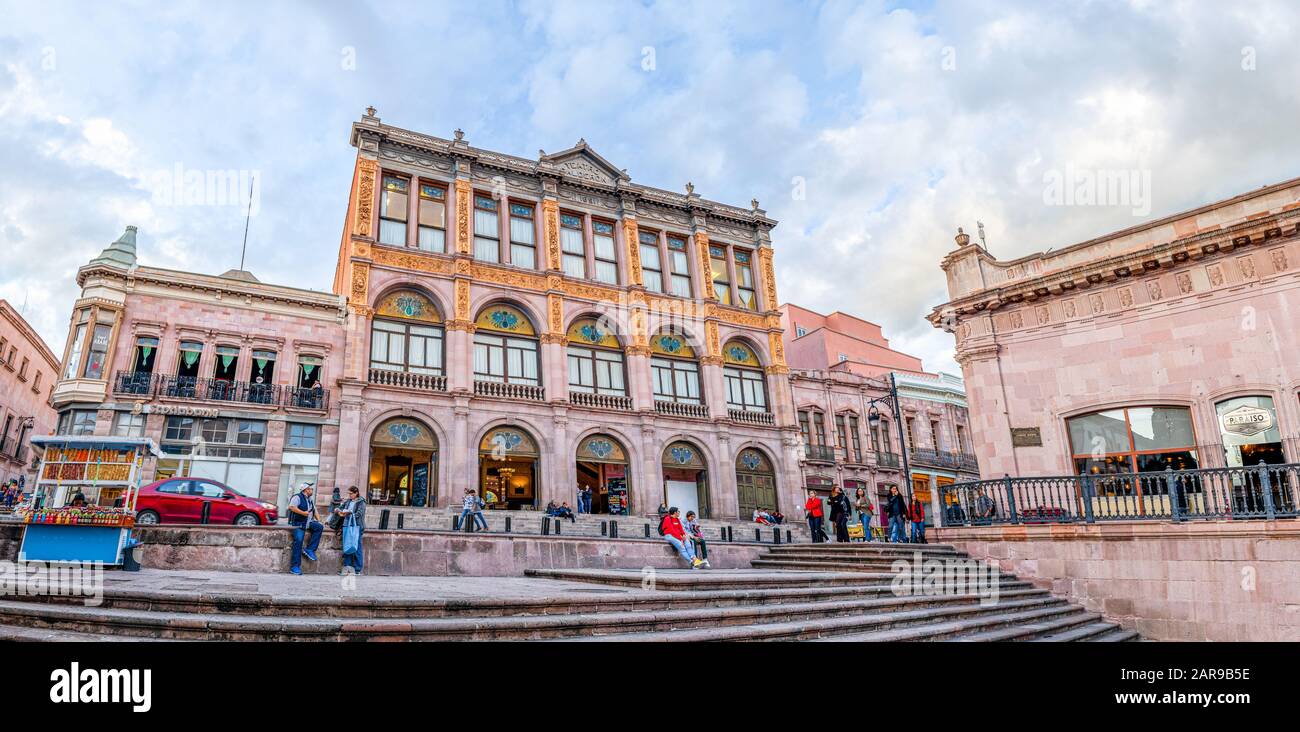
0,542,1136,642
365,507,809,544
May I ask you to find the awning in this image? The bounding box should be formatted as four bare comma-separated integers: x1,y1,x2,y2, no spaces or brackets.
30,435,163,458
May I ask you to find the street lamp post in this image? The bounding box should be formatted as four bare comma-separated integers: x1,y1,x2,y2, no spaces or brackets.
866,373,913,501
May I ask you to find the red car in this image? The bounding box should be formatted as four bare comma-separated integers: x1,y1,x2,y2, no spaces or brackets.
134,477,278,526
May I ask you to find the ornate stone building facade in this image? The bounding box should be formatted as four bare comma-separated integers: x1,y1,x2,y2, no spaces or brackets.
0,299,59,487
929,177,1300,481
331,110,798,519
50,227,348,510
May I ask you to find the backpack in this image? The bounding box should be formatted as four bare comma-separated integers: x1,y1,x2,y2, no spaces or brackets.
657,515,668,536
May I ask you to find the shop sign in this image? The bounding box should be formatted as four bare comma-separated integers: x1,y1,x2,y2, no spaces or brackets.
1220,405,1274,437
144,404,221,418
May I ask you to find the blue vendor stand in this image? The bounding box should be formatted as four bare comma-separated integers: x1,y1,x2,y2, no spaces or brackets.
19,436,161,566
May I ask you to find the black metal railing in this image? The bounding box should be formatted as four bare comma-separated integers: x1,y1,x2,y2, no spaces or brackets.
283,385,329,411
152,373,328,410
875,451,901,469
804,444,836,462
939,463,1300,527
113,370,159,396
912,448,979,473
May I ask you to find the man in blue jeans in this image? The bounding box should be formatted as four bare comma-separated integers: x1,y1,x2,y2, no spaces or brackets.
286,482,324,575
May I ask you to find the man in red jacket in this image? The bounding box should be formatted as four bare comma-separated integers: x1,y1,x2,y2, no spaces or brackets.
908,497,927,544
660,507,705,569
805,490,825,543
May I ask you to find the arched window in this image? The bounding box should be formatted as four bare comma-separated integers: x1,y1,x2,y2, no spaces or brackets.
722,340,768,413
370,290,444,375
473,304,539,385
650,329,701,404
566,317,626,396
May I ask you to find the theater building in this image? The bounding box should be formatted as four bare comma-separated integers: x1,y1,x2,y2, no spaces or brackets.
929,177,1300,485
50,226,348,511
781,304,977,522
0,299,59,487
331,110,799,519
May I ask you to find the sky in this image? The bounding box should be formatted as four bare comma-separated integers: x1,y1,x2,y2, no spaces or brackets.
2,0,1298,375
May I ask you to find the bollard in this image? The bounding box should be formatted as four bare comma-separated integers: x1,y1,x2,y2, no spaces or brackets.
379,509,391,530
786,529,792,544
773,527,781,544
644,523,650,538
555,518,562,535
200,501,211,525
610,521,618,538
601,520,608,537
397,513,405,530
542,516,550,536
754,528,761,542
451,515,460,531
727,526,734,542
505,516,512,533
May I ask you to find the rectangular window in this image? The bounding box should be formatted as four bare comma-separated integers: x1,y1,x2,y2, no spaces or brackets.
956,425,967,454
61,410,96,436
667,236,692,297
651,357,700,404
473,195,500,262
560,212,586,278
849,415,863,462
799,411,811,444
297,355,324,388
379,175,409,246
163,416,194,442
795,325,807,337
177,341,203,378
213,345,239,380
567,346,627,396
287,423,321,450
473,333,538,385
734,249,758,310
113,412,145,438
133,336,159,374
508,202,536,268
905,417,916,449
814,412,828,447
639,231,663,292
930,419,941,450
64,324,87,379
18,356,29,380
83,323,113,380
724,367,767,412
710,245,731,304
593,220,618,284
836,414,848,456
417,183,446,252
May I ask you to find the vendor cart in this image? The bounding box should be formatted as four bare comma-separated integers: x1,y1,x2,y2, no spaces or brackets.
17,435,161,565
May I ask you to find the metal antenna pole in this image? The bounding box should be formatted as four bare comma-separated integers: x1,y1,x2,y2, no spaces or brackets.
239,175,255,271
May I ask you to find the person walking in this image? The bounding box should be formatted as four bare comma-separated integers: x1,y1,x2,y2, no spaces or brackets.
804,490,825,543
577,484,592,514
659,506,704,569
908,496,926,544
460,488,489,532
334,485,367,575
854,487,875,542
683,510,709,565
828,485,851,543
286,482,324,575
885,485,908,543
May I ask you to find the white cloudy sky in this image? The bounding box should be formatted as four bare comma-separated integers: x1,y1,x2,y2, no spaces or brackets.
2,0,1298,374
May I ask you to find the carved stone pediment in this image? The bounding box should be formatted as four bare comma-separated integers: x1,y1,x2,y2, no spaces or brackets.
540,141,627,186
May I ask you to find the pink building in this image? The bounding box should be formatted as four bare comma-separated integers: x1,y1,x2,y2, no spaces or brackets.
330,110,799,520
0,300,59,488
930,177,1300,483
782,303,977,525
50,226,348,512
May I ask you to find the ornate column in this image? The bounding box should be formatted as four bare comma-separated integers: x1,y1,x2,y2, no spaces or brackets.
451,396,472,508
447,269,475,393
626,296,653,411
701,316,726,420
620,194,643,287
542,285,568,404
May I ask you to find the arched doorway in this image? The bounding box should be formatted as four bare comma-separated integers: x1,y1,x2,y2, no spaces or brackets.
736,448,777,518
662,441,709,519
368,417,438,507
576,434,630,515
479,426,540,510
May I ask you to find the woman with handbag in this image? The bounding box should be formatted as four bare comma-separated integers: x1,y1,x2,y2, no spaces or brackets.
335,485,367,576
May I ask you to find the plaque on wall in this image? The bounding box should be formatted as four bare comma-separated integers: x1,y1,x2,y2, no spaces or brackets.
1010,427,1042,447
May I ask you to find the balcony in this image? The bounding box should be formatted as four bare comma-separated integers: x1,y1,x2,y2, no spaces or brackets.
474,380,544,401
804,444,836,463
655,400,709,419
368,368,447,393
875,451,901,469
912,448,979,473
570,391,633,411
728,408,775,426
138,372,330,411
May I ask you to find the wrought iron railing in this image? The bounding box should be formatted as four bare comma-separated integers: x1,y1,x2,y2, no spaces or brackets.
804,444,836,462
912,448,979,473
875,451,902,469
570,391,633,411
113,370,159,396
283,385,329,411
939,463,1300,527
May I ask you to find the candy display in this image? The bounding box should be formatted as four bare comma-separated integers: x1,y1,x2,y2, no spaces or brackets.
18,506,135,527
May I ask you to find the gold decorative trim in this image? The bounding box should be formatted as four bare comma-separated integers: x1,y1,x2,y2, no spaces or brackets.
547,293,563,336
350,262,370,304
705,320,721,358
542,199,561,271
623,217,643,286
454,179,472,255
371,247,454,275
767,330,787,370
695,231,715,300
758,246,778,312
454,279,471,322
353,158,377,238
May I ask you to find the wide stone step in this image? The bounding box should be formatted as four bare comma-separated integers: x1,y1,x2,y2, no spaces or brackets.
764,543,960,556
526,568,921,590
950,611,1103,641
812,605,1090,642
0,623,166,642
559,596,1071,642
1088,627,1142,642
750,559,1017,578
0,591,1061,642
1026,619,1125,642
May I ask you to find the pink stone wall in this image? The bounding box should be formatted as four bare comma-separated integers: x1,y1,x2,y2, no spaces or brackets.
0,300,59,486
935,520,1300,641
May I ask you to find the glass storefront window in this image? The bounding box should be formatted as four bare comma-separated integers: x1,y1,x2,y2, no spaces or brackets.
1067,406,1199,475
1216,396,1285,467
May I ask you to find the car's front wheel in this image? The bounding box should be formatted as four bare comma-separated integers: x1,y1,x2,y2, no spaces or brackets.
234,512,260,526
136,510,160,526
